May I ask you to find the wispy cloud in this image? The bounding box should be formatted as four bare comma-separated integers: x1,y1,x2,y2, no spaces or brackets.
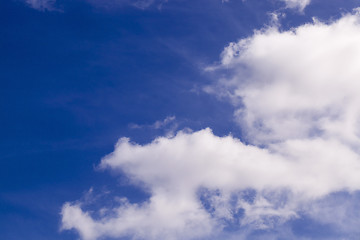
129,116,176,130
24,0,310,12
129,116,178,137
23,0,167,11
25,0,56,11
280,0,311,11
84,0,168,10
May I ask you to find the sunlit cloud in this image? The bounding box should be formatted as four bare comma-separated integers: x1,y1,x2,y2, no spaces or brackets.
61,6,360,240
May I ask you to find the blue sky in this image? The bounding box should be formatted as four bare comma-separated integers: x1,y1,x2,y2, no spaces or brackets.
2,0,360,239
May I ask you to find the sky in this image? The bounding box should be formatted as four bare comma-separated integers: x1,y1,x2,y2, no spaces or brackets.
2,0,360,239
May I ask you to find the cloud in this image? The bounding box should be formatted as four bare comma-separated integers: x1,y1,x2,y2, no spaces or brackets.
129,116,176,130
23,0,310,12
280,0,311,11
223,0,311,11
62,129,360,239
25,0,56,11
211,11,360,145
23,0,167,11
129,116,178,138
84,0,167,10
151,116,176,129
61,7,360,240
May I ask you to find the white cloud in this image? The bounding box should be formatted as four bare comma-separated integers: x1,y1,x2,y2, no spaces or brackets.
62,129,360,239
100,130,360,199
213,11,360,145
280,0,311,11
61,8,360,240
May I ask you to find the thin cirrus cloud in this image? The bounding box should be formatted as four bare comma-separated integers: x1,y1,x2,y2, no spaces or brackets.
23,0,166,11
25,0,56,11
23,0,312,11
22,0,160,11
62,10,360,240
85,0,163,10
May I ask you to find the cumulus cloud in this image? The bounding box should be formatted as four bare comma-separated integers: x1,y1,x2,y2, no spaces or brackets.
62,8,360,240
213,11,360,145
62,130,360,239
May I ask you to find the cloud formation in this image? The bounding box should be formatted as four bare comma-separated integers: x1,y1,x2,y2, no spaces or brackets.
85,0,165,10
213,11,360,145
280,0,310,11
23,0,164,11
25,0,55,11
24,0,311,12
62,7,360,240
62,129,360,239
129,116,177,130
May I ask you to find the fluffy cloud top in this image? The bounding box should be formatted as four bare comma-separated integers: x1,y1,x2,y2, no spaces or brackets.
62,8,360,240
216,11,360,145
99,130,360,199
